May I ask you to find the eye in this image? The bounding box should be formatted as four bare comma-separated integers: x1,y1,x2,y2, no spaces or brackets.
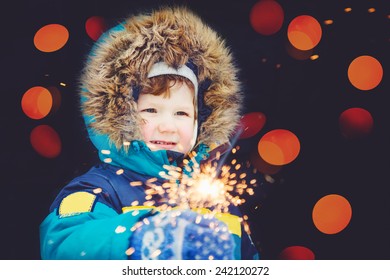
176,111,189,116
141,108,157,113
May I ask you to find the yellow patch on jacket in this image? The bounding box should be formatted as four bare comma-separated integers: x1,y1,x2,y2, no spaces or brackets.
59,191,96,216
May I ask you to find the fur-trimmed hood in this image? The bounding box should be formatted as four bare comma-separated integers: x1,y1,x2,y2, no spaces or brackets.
80,7,242,174
81,6,242,148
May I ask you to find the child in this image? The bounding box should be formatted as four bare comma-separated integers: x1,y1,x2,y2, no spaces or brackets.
40,6,259,260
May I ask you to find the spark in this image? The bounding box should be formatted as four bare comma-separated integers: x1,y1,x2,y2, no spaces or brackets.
151,249,162,258
130,181,142,187
115,225,126,234
93,188,102,194
125,247,135,256
131,200,139,206
310,54,319,60
143,150,257,215
324,19,333,25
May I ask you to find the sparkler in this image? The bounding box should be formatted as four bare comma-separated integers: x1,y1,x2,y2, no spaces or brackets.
125,129,259,259
143,146,256,216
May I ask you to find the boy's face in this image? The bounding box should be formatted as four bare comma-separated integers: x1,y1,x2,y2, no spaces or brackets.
137,82,195,154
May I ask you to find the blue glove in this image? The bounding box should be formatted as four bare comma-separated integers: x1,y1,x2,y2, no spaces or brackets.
129,210,235,260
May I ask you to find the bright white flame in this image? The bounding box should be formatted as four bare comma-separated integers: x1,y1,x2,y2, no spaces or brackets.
191,175,225,205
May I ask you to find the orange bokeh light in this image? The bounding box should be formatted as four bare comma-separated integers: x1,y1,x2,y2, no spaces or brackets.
279,246,315,260
339,108,374,139
85,16,107,41
30,125,62,158
34,24,69,52
312,194,352,234
348,55,383,90
21,86,53,119
258,129,300,165
287,15,322,50
250,148,282,175
250,0,284,35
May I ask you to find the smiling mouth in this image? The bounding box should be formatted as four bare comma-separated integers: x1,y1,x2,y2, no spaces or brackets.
150,140,177,145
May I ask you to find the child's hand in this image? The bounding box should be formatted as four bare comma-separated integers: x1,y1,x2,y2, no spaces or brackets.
129,210,235,260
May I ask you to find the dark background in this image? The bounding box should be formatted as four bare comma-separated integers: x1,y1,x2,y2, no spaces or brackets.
2,0,389,259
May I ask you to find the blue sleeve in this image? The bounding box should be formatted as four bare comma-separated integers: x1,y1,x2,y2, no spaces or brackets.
40,201,152,259
241,228,260,260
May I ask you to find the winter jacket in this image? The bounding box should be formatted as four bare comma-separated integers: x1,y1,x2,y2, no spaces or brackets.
40,6,259,260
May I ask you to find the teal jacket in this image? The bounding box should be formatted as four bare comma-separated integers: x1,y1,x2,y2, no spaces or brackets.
40,142,259,259
40,7,259,260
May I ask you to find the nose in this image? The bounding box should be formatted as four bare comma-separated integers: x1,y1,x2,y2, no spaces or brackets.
157,115,177,133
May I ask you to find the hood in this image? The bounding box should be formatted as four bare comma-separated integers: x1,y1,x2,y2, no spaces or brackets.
79,6,243,172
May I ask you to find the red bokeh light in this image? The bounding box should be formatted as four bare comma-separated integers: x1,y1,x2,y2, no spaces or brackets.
85,16,107,41
279,246,315,260
30,125,62,158
250,0,284,35
238,112,267,139
339,108,374,139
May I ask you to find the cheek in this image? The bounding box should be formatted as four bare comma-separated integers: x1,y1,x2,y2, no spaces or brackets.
139,121,154,140
179,122,195,142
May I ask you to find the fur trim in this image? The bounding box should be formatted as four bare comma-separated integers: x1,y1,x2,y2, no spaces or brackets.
80,6,242,149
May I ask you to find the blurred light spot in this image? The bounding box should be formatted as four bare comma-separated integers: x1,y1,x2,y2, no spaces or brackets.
47,86,61,114
310,54,319,60
313,194,352,234
250,0,284,35
344,7,352,13
60,82,66,87
288,15,322,50
85,16,107,41
34,24,69,52
21,86,52,120
261,58,267,63
115,226,126,234
103,158,112,163
264,174,276,183
258,129,300,165
279,246,315,260
339,108,374,139
348,55,383,90
368,8,376,13
125,247,135,256
286,41,313,60
250,148,282,175
30,125,61,158
93,188,102,194
324,19,333,25
237,112,266,139
275,63,281,69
